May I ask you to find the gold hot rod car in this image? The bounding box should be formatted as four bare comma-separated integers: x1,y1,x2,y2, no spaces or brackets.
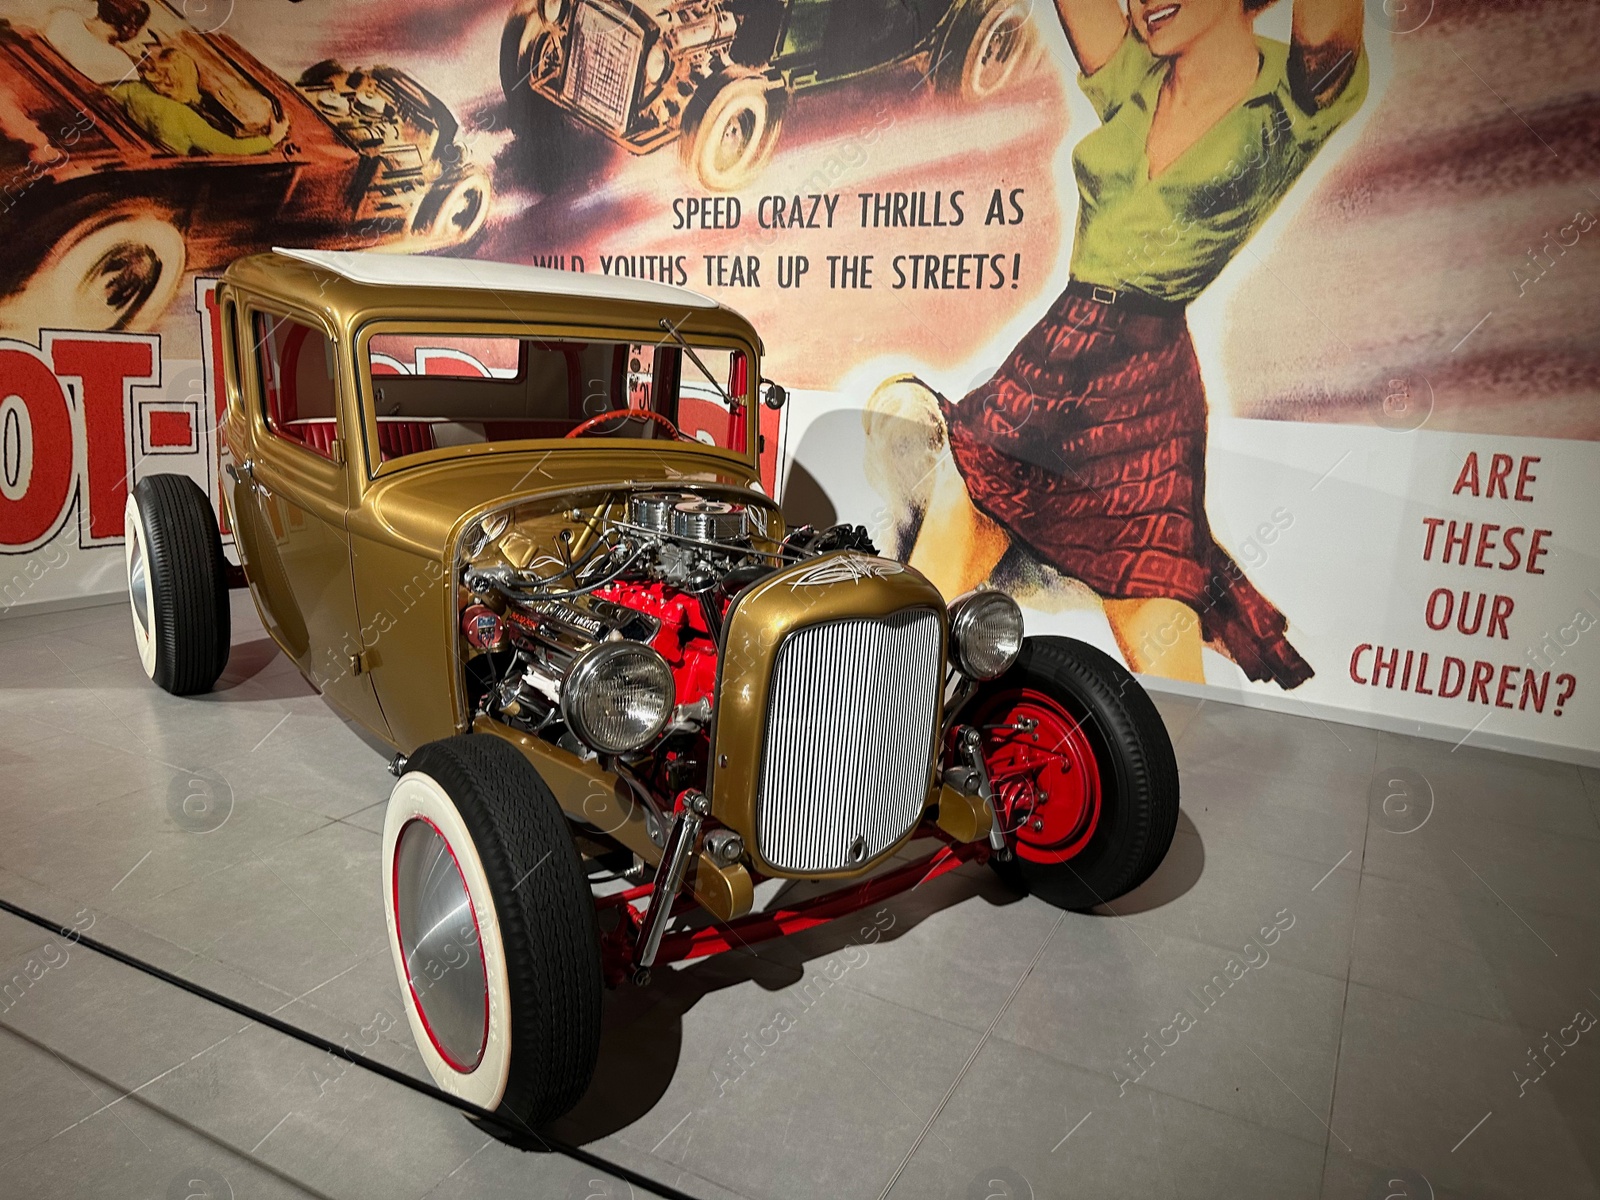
123,248,1178,1127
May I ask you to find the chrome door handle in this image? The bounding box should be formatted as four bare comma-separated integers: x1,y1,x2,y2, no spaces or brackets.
225,459,254,485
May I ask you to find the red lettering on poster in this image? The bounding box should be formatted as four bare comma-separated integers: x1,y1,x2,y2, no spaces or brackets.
148,410,195,448
0,344,76,550
1355,448,1575,721
48,335,158,541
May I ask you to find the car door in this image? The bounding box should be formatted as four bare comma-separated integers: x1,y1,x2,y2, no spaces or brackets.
229,302,388,735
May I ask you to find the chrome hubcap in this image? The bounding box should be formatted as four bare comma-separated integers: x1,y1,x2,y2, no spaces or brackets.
128,526,150,636
393,818,490,1071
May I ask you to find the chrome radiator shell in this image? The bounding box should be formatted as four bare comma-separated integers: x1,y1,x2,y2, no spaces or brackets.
706,553,949,879
755,610,944,874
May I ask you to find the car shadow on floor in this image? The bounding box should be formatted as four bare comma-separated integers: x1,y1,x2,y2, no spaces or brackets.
207,636,298,696
1094,810,1205,916
548,811,1205,1144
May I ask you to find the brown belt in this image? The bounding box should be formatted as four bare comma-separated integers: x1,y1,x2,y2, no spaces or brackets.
1066,278,1188,318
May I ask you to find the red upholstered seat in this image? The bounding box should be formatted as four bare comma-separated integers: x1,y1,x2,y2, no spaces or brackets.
285,418,338,458
280,418,438,462
377,419,437,460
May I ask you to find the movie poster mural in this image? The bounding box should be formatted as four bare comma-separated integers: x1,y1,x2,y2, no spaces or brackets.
1,0,1596,757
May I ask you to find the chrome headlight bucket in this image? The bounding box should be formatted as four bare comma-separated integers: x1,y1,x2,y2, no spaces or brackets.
560,640,674,754
948,590,1024,680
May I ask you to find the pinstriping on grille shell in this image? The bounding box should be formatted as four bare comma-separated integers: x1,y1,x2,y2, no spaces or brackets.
754,609,943,874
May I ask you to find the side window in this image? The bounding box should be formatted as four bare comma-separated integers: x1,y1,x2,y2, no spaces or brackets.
254,311,340,461
221,300,243,414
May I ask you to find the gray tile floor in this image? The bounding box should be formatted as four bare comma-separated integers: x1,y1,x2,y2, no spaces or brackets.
1,592,1596,1200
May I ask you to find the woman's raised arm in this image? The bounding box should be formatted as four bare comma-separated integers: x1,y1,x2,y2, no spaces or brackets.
1289,0,1364,111
1054,0,1129,76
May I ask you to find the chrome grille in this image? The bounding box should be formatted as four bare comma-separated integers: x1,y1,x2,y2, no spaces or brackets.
755,610,942,874
563,1,639,132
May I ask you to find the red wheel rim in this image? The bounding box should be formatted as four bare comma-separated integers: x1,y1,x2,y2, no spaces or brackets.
966,688,1103,865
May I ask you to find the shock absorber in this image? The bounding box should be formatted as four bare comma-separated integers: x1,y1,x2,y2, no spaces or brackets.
959,726,1011,860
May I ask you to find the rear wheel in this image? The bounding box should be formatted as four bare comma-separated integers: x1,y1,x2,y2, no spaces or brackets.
681,72,786,193
383,734,601,1131
125,474,230,695
936,0,1034,102
967,636,1178,910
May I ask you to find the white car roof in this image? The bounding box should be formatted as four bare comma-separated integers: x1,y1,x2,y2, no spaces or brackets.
272,248,720,310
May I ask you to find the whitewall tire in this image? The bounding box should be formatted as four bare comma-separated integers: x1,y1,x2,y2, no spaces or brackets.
381,735,601,1131
124,475,230,695
384,770,514,1109
681,73,786,193
412,170,492,247
125,492,159,680
938,0,1035,102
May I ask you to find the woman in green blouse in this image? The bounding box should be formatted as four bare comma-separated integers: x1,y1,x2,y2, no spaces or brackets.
886,0,1366,688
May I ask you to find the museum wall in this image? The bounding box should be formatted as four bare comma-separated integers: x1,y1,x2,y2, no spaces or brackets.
0,0,1596,758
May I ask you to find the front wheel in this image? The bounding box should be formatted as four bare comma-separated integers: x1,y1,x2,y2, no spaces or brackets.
382,734,601,1130
25,206,186,331
966,636,1178,910
411,169,492,247
499,12,593,192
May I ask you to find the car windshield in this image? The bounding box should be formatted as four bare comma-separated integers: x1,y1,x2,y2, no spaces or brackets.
360,329,750,468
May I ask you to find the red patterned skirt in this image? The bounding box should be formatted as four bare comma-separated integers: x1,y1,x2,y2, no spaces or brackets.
942,290,1313,689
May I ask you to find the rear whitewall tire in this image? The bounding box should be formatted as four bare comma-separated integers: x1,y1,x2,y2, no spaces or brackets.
937,0,1035,102
124,493,158,680
124,474,230,695
383,770,515,1111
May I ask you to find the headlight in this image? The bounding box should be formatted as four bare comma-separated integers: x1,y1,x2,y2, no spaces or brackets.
541,0,565,24
949,590,1024,680
644,43,669,85
561,641,675,754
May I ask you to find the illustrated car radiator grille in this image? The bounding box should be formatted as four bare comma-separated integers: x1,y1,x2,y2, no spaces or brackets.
756,610,943,874
564,1,639,132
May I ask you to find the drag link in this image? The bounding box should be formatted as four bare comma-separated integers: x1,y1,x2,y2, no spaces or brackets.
632,788,710,983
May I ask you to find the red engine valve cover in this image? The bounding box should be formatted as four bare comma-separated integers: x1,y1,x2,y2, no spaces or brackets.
594,581,719,706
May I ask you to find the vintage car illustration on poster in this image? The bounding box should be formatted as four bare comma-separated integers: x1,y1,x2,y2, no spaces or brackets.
121,248,1177,1126
0,3,491,333
500,0,1035,191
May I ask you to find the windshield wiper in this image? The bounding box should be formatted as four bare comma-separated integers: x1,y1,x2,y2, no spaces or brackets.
658,318,735,411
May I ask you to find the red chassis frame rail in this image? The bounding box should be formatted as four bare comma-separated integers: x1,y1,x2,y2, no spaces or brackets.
596,834,988,976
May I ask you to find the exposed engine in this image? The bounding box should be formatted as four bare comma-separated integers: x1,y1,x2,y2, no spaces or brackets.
458,488,876,801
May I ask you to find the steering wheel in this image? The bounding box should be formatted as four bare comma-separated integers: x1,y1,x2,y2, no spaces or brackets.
565,409,683,440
